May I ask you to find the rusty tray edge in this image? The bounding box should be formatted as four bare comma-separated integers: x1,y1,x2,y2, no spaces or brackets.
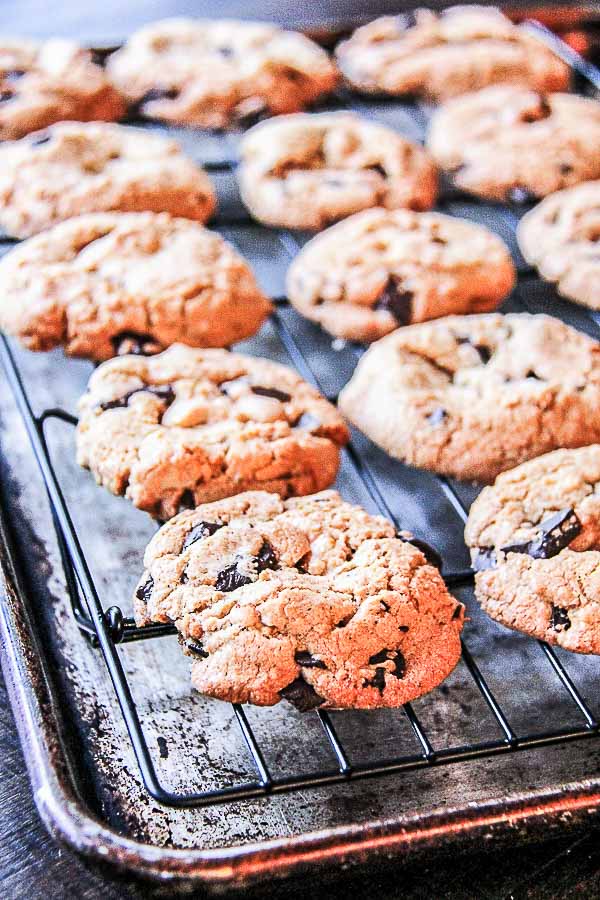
1,491,600,889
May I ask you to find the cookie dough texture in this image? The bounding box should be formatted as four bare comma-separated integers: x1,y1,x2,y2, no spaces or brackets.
134,489,464,708
107,18,338,129
76,344,349,519
0,38,126,140
338,313,600,482
0,122,216,238
238,112,437,230
465,446,600,653
335,6,569,101
287,208,515,343
517,181,600,311
427,88,600,202
0,212,271,360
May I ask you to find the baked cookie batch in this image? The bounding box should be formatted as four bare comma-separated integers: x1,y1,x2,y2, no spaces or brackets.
2,7,599,710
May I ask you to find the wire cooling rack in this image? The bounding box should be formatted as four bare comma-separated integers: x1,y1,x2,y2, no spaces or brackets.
1,21,599,811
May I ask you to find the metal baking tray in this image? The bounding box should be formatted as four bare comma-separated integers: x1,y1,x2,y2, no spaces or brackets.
1,19,600,892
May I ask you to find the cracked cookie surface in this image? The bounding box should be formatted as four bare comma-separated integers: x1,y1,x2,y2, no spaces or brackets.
0,212,271,361
107,18,338,130
134,489,464,708
0,121,216,238
286,208,515,343
76,344,349,519
427,88,600,203
338,313,600,482
517,181,600,311
238,112,437,230
465,446,600,653
335,6,569,101
0,38,125,140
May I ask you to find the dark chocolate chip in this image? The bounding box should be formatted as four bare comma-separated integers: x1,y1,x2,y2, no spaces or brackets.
560,163,573,175
215,563,253,593
391,649,406,679
280,676,324,711
508,186,537,205
0,89,14,102
397,533,443,569
427,407,447,427
251,385,292,402
398,624,409,632
365,667,386,692
525,369,542,380
366,163,387,177
375,277,413,326
99,384,175,412
178,489,196,512
184,638,209,658
366,650,406,691
256,540,279,573
135,574,154,603
183,521,224,550
30,132,51,146
471,547,498,571
140,87,179,104
501,508,581,561
111,331,162,357
294,650,327,669
474,344,491,364
336,613,354,628
550,605,571,631
452,604,463,620
369,649,390,665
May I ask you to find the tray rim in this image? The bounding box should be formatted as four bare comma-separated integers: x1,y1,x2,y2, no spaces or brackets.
2,493,600,888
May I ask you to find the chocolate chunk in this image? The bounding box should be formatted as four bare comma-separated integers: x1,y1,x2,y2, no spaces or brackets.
184,638,209,658
111,331,162,357
256,540,279,573
375,277,413,326
294,650,327,669
215,563,253,593
99,384,175,412
251,385,292,403
550,605,571,631
427,407,447,427
501,508,581,560
391,649,406,679
280,676,324,711
294,411,321,430
140,87,179,104
525,370,542,380
397,533,443,570
508,186,537,205
366,163,387,177
30,132,51,146
135,574,154,603
365,667,386,692
472,547,497,571
368,648,406,680
452,604,463,620
474,344,491,364
398,624,409,632
178,489,196,512
183,521,224,550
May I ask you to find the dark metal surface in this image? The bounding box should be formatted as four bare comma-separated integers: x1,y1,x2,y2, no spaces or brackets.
1,18,600,891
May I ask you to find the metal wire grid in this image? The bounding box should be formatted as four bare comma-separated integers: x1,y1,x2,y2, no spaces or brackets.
1,22,600,810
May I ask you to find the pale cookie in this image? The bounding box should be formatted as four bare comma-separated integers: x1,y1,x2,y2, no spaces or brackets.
0,38,125,140
287,208,515,343
76,344,349,519
517,181,600,311
133,490,464,708
465,446,600,654
338,313,600,483
0,212,271,361
335,6,569,101
427,88,600,203
107,18,338,130
238,112,437,230
0,121,216,238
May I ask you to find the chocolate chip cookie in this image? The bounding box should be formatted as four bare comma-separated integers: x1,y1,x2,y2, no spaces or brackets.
76,344,349,519
238,112,437,230
0,122,216,238
465,446,600,653
287,208,515,343
0,38,126,140
427,88,600,203
134,489,464,708
335,6,569,101
338,313,600,482
107,18,338,130
0,212,271,361
517,181,600,311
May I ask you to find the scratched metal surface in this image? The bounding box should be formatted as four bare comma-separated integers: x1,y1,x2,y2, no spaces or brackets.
1,72,600,869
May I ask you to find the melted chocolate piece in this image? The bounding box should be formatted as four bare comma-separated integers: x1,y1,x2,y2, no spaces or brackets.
375,278,413,326
452,604,463,620
366,649,406,691
427,407,447,427
135,574,154,603
525,370,542,380
99,384,175,412
508,186,537,205
183,521,224,550
215,563,253,593
471,547,498,571
474,344,491,364
550,605,571,631
251,385,292,403
294,651,327,669
256,540,279,573
111,331,162,357
397,533,443,569
184,638,209,658
280,676,324,711
501,508,581,560
365,667,386,692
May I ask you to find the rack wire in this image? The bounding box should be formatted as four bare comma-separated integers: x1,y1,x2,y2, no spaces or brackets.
1,22,599,810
